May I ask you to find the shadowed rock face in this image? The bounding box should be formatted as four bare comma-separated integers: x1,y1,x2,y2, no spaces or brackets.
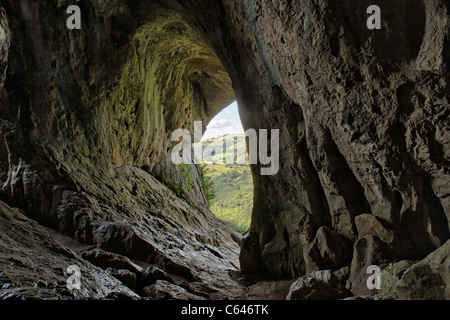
0,0,449,299
234,0,450,279
0,0,241,300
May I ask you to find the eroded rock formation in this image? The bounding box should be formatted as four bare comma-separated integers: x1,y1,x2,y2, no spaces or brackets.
0,0,449,299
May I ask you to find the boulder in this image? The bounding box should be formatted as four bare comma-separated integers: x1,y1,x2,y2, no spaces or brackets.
81,249,143,274
349,235,393,296
142,280,205,300
397,240,450,300
286,270,353,300
93,224,156,262
373,260,416,299
105,268,137,292
141,266,174,286
355,214,396,244
303,226,351,274
334,266,350,289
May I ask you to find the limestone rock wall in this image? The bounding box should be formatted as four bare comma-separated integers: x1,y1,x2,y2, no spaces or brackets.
0,0,449,299
227,0,450,280
0,0,241,299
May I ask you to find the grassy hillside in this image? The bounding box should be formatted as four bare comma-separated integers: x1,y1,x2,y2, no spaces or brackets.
200,134,253,233
200,134,248,164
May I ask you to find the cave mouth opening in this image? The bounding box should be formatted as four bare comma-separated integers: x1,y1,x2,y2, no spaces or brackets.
198,102,253,234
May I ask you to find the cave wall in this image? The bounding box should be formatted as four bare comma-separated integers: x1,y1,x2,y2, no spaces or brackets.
0,0,449,298
0,0,241,299
227,0,450,279
0,0,236,212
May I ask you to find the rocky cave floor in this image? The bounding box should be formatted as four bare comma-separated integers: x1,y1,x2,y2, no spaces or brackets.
0,200,293,300
1,198,449,301
45,226,296,300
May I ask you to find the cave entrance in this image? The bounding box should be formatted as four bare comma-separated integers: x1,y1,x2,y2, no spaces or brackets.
199,102,253,233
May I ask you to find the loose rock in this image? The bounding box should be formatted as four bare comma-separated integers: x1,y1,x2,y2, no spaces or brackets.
349,235,393,296
106,268,137,292
286,270,353,300
397,240,450,300
303,226,351,274
142,280,205,300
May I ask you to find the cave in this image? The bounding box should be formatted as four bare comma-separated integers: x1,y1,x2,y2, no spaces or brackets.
0,0,449,301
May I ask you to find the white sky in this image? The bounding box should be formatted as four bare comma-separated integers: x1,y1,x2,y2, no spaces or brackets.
202,101,244,141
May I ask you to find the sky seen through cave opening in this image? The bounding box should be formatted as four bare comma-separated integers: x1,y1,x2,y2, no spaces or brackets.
202,102,244,141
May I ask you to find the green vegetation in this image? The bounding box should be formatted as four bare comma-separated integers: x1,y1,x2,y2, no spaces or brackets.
201,134,253,233
162,163,196,201
200,134,248,164
204,164,252,233
176,163,196,195
198,163,216,210
161,134,253,233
